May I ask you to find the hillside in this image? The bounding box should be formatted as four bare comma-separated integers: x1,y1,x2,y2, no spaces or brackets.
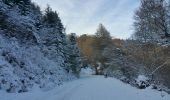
0,0,81,93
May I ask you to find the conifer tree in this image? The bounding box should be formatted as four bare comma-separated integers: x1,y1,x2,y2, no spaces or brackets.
2,0,31,15
66,33,81,77
92,24,113,74
43,5,64,33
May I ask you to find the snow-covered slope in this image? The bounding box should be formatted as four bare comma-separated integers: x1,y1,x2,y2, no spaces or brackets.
1,75,170,100
0,34,75,93
0,1,79,93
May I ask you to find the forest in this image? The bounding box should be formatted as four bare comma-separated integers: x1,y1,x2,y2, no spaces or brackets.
0,0,170,100
77,0,170,92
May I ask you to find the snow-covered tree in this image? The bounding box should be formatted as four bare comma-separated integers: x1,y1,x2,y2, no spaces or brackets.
43,5,64,33
134,0,170,43
3,0,31,15
0,0,79,93
66,33,82,77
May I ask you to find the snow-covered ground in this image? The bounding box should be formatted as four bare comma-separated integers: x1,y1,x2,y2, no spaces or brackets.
0,75,170,100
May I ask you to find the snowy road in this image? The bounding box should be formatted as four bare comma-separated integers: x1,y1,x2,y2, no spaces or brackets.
1,75,170,100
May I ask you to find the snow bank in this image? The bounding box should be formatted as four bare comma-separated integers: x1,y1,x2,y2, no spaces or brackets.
135,75,150,89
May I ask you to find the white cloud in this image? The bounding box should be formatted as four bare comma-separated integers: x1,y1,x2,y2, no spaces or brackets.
33,0,140,39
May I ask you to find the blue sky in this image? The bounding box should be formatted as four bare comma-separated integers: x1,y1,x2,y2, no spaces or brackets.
33,0,140,39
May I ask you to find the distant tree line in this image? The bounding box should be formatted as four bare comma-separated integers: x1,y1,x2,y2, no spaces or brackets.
78,19,170,93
